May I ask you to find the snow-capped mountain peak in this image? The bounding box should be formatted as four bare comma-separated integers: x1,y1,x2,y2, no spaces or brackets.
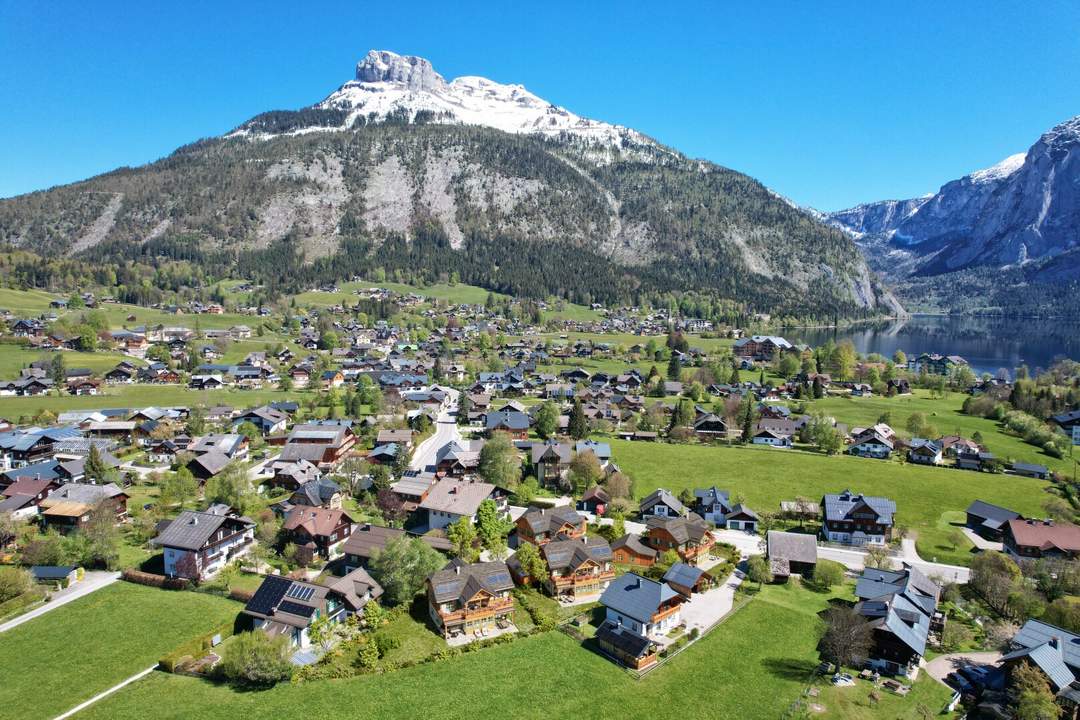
236,49,652,150
967,151,1026,184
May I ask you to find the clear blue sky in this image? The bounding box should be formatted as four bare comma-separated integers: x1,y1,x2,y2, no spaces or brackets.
2,1,1078,209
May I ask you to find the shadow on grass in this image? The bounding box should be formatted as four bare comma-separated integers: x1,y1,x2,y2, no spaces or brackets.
762,657,820,681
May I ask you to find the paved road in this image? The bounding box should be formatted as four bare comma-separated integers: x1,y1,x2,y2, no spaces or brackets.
0,570,120,634
679,566,746,636
817,540,970,584
408,387,461,474
925,651,1001,685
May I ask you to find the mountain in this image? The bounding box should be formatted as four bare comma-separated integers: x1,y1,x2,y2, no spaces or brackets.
827,116,1080,313
0,50,899,318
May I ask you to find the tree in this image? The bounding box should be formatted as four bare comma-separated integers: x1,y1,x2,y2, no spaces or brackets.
830,341,857,381
370,536,446,606
778,353,799,379
667,353,682,382
204,462,253,514
375,487,408,526
820,606,873,669
893,350,907,366
161,468,198,509
739,393,756,444
534,402,559,440
235,421,264,449
747,555,773,588
605,471,633,500
49,353,66,385
971,551,1022,613
447,516,479,562
567,451,604,496
81,502,121,569
864,545,891,569
669,398,694,431
1012,661,1062,720
218,631,294,686
84,444,112,484
478,432,521,488
514,541,548,585
0,565,32,602
568,400,589,440
476,499,511,551
186,407,207,436
308,613,337,652
940,622,974,652
811,559,846,590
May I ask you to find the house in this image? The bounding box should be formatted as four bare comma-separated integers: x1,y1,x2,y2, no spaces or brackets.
243,569,382,648
594,621,660,670
153,507,255,580
514,506,586,546
269,458,323,492
531,441,572,490
419,478,503,530
965,500,1022,541
1013,462,1050,480
426,560,515,639
752,427,792,447
692,413,728,440
644,514,715,565
577,486,611,515
30,565,80,586
956,450,997,472
39,482,128,532
639,488,686,518
0,477,61,520
233,406,289,436
821,490,896,546
909,353,968,376
282,506,354,562
599,573,683,644
537,535,615,600
662,562,716,597
434,439,484,477
766,531,818,580
849,429,893,459
284,477,344,511
341,523,406,571
999,620,1080,707
1051,409,1080,446
907,438,942,465
1005,518,1080,560
854,565,943,676
611,534,659,566
693,487,731,525
724,504,760,533
279,424,356,470
484,410,531,439
734,335,792,360
376,428,414,448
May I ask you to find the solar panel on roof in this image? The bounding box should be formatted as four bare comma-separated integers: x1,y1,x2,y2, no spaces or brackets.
278,600,316,617
285,583,315,602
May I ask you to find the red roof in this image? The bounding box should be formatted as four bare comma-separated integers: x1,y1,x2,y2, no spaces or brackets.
283,507,351,538
1008,519,1080,553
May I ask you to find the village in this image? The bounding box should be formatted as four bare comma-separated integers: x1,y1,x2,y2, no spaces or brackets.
1,282,1080,720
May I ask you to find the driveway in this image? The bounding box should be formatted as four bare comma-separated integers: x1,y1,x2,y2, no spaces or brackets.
925,651,1002,685
0,570,120,633
962,527,1003,552
679,567,746,635
408,387,461,473
712,528,765,558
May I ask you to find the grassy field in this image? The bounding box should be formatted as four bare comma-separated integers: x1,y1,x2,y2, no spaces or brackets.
0,582,240,720
804,389,1073,476
76,581,951,720
0,343,137,377
0,383,316,415
612,438,1052,566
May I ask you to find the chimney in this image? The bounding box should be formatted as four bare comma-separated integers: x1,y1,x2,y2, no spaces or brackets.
454,565,461,575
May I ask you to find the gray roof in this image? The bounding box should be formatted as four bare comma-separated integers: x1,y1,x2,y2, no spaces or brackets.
645,514,711,544
152,509,253,551
600,573,680,624
1005,619,1080,690
854,565,940,658
662,562,706,589
611,534,657,559
542,535,612,572
965,500,1021,529
766,531,818,565
519,506,585,535
428,560,513,604
640,488,686,516
823,490,896,526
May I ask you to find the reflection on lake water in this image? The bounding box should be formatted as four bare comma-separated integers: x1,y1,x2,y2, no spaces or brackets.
784,315,1080,377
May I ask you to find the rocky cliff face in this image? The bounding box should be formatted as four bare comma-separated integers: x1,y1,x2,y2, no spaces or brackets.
829,116,1080,285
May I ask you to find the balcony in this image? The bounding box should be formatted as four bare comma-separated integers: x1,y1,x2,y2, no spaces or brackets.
651,603,681,624
437,597,514,624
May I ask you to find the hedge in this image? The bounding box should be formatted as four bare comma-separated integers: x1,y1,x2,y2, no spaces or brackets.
122,568,191,591
159,619,237,672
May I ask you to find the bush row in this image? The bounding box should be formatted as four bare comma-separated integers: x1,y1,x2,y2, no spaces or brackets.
159,620,237,673
122,568,192,591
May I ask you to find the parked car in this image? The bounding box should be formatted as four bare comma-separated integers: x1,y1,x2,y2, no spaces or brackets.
832,673,855,687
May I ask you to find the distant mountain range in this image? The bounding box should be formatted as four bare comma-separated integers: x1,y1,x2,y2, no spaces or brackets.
0,50,898,319
826,116,1080,314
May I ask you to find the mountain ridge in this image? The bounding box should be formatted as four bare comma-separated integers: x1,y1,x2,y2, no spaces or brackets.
0,50,900,319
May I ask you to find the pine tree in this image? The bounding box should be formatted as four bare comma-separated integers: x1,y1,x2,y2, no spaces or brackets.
667,354,682,382
568,400,589,440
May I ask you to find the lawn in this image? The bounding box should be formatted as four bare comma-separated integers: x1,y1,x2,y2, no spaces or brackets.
0,383,321,416
0,343,136,377
804,389,1073,476
0,582,241,720
76,580,952,720
611,438,1052,566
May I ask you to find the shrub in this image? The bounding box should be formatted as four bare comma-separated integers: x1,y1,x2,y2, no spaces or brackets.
217,631,294,686
0,566,32,603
